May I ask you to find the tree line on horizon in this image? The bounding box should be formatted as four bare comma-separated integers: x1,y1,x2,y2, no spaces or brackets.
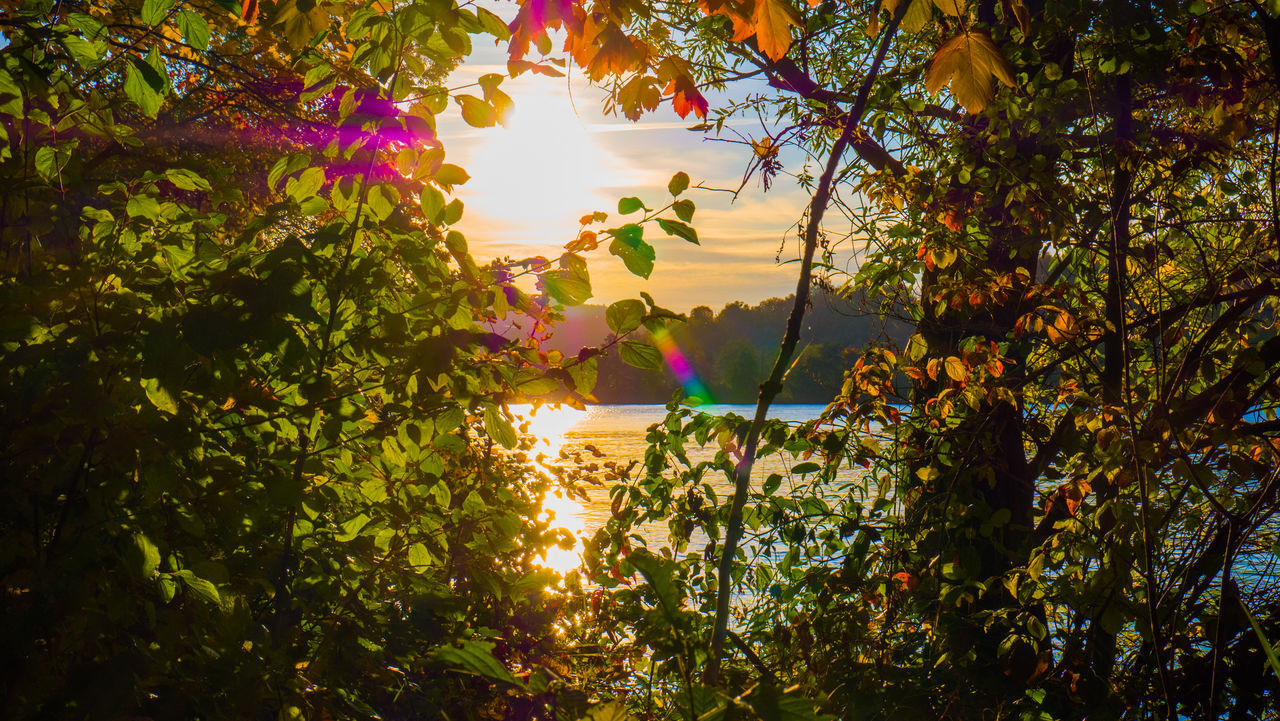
549,288,911,404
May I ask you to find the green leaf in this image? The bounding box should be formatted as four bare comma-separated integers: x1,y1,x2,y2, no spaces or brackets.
68,12,107,40
476,6,512,40
584,702,634,721
620,340,662,370
34,146,66,183
142,378,179,414
608,225,655,279
1240,598,1280,684
131,533,162,578
366,184,396,220
174,570,220,606
543,270,592,306
407,542,433,568
657,217,699,244
421,186,445,220
566,357,597,394
763,473,782,496
62,35,102,67
672,199,695,222
667,171,690,196
127,195,162,219
436,641,523,687
434,163,470,191
484,406,518,449
618,196,647,214
0,69,23,117
177,10,211,50
140,0,176,26
628,548,682,618
124,56,165,117
165,168,211,191
606,299,645,334
335,514,371,542
381,436,406,467
906,333,928,361
915,466,940,482
285,166,325,201
516,373,560,395
457,94,496,127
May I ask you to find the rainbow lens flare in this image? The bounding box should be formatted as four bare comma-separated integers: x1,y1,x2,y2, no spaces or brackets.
649,327,715,405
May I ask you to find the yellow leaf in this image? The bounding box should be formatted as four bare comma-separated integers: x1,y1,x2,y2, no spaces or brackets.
944,356,968,382
753,0,802,61
1046,310,1077,345
273,0,328,49
931,0,962,16
924,31,1015,113
1001,0,1032,34
885,0,934,33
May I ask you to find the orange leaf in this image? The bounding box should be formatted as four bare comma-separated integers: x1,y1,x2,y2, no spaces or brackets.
753,0,801,61
241,0,258,23
892,571,920,591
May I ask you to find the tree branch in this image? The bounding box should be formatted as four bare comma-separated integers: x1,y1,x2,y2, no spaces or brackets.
703,0,910,686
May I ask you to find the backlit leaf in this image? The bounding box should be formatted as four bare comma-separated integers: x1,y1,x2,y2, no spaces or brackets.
484,406,518,449
285,166,325,201
620,340,662,370
543,270,593,306
673,199,695,222
436,641,523,687
140,0,176,25
668,171,690,196
657,218,698,244
606,299,645,334
618,196,646,214
753,0,802,61
174,570,220,606
131,533,162,578
925,31,1015,114
608,225,655,279
407,543,433,568
457,94,496,127
177,10,211,50
435,163,470,190
142,378,179,414
124,56,165,117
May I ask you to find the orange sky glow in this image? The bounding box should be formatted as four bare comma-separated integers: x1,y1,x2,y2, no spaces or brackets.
436,35,829,312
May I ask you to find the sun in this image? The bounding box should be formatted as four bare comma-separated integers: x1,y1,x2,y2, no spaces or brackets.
457,84,637,252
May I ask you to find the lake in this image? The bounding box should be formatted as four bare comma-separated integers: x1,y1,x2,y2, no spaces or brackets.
511,403,854,573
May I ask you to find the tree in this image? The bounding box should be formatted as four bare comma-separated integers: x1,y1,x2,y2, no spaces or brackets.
0,0,696,718
508,0,1280,717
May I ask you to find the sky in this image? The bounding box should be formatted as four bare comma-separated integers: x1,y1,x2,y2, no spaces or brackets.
434,22,826,313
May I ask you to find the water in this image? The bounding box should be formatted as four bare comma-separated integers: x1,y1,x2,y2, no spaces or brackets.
513,403,857,573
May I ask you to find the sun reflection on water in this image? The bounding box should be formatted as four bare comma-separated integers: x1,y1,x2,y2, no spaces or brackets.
511,404,591,575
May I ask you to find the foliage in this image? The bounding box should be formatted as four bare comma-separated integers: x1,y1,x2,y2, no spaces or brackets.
498,0,1280,718
0,0,690,718
6,0,1280,718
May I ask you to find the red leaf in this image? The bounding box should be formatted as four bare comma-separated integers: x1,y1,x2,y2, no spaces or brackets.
665,75,708,119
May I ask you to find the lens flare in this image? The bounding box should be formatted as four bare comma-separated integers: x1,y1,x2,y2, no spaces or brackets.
649,327,715,404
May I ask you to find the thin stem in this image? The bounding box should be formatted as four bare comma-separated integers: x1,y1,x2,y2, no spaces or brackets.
703,0,909,686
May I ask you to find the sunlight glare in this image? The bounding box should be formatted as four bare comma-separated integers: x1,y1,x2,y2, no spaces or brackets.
512,404,591,575
460,88,636,248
